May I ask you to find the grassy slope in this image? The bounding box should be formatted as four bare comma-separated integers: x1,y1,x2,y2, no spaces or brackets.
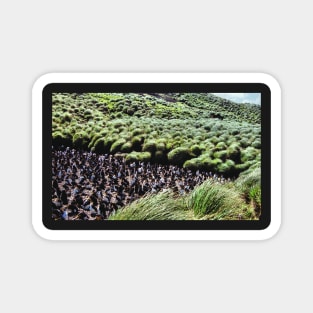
109,168,261,221
52,92,261,178
52,92,262,220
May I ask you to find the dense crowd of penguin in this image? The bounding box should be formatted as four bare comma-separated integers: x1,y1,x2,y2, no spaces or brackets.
52,147,228,220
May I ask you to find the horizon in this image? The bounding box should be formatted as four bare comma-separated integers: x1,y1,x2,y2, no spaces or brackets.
212,93,261,105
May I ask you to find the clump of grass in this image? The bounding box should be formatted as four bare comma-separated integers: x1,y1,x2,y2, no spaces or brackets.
213,150,227,161
156,141,166,152
93,138,106,153
188,180,245,218
235,167,261,216
235,167,261,197
52,131,72,147
73,131,89,149
209,158,223,171
132,128,144,136
109,191,191,220
227,143,241,163
217,159,236,176
88,134,102,149
61,112,72,123
110,138,127,154
168,147,193,166
125,151,151,163
143,140,157,153
215,141,227,151
252,140,261,149
183,153,215,172
241,147,258,162
249,184,261,216
52,92,261,176
120,142,132,153
83,109,93,117
183,158,204,171
109,178,256,221
154,150,167,163
190,144,203,156
131,136,143,151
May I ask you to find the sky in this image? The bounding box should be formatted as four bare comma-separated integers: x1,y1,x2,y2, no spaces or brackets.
212,93,261,105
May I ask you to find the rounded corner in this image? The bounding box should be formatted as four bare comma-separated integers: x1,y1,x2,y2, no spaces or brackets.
258,217,281,241
32,73,57,95
32,215,58,241
257,72,282,95
32,222,52,241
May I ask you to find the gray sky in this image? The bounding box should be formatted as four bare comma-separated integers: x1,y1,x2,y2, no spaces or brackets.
212,93,261,105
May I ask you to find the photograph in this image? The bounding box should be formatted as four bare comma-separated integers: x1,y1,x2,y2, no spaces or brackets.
51,91,262,222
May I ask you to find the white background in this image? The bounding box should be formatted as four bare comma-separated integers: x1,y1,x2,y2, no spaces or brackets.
0,1,310,312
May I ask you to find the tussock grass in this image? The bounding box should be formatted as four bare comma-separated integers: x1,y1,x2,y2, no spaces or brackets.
249,184,261,216
109,174,260,221
109,191,192,220
52,92,261,176
235,168,261,196
235,168,261,217
188,180,246,219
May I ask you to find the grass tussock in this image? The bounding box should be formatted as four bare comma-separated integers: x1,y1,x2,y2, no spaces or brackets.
188,180,247,219
235,168,261,217
53,92,262,221
109,190,192,220
52,92,261,177
109,171,260,221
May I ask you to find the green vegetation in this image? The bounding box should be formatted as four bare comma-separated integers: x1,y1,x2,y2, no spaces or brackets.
52,92,262,220
235,167,261,216
125,151,151,163
109,169,260,220
52,92,261,178
109,190,191,220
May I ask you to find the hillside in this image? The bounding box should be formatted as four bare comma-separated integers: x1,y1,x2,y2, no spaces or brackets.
52,92,261,178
